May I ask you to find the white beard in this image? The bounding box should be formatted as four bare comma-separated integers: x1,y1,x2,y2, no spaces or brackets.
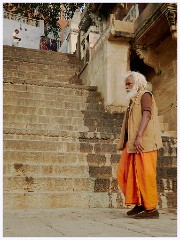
125,88,138,103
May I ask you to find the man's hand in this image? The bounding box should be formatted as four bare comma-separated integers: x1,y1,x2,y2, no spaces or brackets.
133,135,144,153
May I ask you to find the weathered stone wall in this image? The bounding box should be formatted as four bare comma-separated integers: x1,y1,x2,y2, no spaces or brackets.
151,36,177,130
80,29,130,107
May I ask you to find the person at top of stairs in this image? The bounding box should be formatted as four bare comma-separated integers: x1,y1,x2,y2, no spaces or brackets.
116,71,163,219
12,29,21,47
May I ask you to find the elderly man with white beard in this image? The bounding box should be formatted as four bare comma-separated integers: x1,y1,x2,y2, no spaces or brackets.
116,71,163,219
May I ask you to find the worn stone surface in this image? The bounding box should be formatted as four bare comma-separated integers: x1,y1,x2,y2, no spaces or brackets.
3,208,177,237
3,46,177,209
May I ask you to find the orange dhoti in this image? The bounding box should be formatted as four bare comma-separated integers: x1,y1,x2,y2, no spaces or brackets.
117,144,158,210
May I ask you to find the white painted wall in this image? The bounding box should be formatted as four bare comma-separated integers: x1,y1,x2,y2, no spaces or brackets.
60,27,70,53
60,9,81,54
80,30,131,107
3,17,44,49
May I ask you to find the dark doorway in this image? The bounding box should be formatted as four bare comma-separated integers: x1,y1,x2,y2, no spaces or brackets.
130,49,155,82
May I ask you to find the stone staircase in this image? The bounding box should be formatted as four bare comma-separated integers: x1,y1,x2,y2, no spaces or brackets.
3,46,177,209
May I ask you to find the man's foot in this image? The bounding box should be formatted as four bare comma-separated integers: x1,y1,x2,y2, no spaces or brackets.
127,205,145,216
134,209,159,219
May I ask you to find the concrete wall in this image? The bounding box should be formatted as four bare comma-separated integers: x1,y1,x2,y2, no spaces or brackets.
80,31,130,107
3,17,44,50
151,36,177,130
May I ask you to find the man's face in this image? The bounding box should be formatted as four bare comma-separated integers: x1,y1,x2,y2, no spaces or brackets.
125,76,134,93
125,75,138,102
15,30,19,34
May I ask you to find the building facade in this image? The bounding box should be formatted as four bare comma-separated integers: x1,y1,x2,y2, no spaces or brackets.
76,3,177,130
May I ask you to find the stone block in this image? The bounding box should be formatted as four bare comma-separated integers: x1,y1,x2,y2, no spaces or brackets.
157,156,177,168
94,144,117,154
166,192,177,208
89,166,112,178
87,154,106,166
110,154,120,164
80,143,93,153
110,178,119,193
157,167,177,179
94,179,110,192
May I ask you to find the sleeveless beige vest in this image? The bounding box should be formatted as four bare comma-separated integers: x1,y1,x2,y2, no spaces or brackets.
118,90,163,153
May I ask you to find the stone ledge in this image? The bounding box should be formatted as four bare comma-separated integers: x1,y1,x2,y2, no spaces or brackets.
3,78,98,91
3,128,81,138
3,45,80,58
79,132,118,140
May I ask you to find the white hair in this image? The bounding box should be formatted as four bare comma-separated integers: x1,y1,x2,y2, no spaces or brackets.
125,71,147,91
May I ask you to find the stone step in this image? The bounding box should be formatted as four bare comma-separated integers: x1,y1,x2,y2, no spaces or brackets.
3,60,82,72
3,59,82,69
157,167,177,179
3,46,83,64
3,65,79,77
161,131,177,138
3,139,81,153
3,150,120,167
3,91,88,103
4,190,176,209
3,128,118,140
3,124,89,134
3,113,84,126
3,164,90,178
3,73,75,83
3,149,119,167
3,126,176,146
3,139,118,154
4,176,94,192
3,120,86,132
3,97,88,109
3,59,81,70
3,105,85,117
3,72,77,82
3,151,88,166
3,191,110,209
3,121,120,135
157,156,177,168
3,64,78,75
3,111,120,132
3,45,79,59
3,81,97,93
